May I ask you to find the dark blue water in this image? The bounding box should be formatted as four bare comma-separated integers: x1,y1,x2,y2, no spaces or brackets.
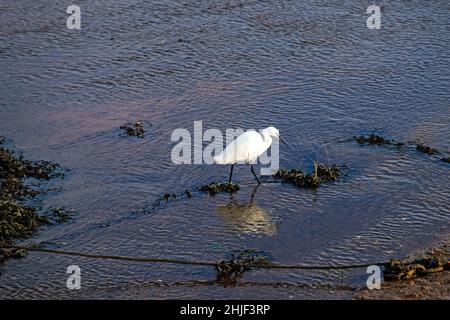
0,0,449,299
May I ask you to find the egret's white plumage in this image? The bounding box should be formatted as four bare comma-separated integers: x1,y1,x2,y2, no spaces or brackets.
214,126,286,184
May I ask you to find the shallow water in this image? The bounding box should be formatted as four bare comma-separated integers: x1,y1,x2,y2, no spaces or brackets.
0,0,449,299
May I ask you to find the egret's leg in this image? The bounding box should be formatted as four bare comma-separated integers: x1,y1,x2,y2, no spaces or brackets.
251,165,261,184
228,163,235,184
250,184,260,203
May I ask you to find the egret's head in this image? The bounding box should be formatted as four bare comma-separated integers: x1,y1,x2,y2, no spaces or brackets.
264,126,279,138
263,126,287,145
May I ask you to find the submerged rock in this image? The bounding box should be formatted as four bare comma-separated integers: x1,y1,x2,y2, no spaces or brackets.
199,182,240,195
442,157,450,163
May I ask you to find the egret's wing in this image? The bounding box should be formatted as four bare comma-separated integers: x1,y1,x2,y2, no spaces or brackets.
214,131,262,164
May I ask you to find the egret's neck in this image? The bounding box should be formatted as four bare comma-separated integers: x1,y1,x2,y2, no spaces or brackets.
260,131,273,149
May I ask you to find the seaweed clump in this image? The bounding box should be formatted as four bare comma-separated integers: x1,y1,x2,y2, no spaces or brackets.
199,182,240,195
415,143,439,155
216,249,272,285
0,137,67,262
120,121,145,138
162,192,177,201
50,207,74,223
274,163,341,188
0,247,27,264
384,258,450,281
150,190,194,211
354,134,404,147
354,134,450,161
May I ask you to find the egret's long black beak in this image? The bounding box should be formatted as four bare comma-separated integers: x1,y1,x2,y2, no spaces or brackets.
279,136,287,145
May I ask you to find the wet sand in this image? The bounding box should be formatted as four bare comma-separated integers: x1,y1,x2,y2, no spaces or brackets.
355,237,450,300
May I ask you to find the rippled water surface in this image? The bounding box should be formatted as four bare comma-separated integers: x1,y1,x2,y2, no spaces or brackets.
0,0,449,299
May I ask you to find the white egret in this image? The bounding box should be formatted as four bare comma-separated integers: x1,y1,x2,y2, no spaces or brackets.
213,126,287,184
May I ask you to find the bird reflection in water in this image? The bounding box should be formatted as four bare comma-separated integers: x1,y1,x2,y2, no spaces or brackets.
216,185,277,236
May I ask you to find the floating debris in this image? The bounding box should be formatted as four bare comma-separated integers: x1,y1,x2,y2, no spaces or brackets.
384,258,450,281
120,121,145,138
216,249,273,285
199,182,240,195
354,134,404,147
0,138,68,263
415,143,439,155
274,163,341,188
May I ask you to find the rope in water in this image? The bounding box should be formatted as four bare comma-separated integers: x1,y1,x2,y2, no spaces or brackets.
0,244,386,270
